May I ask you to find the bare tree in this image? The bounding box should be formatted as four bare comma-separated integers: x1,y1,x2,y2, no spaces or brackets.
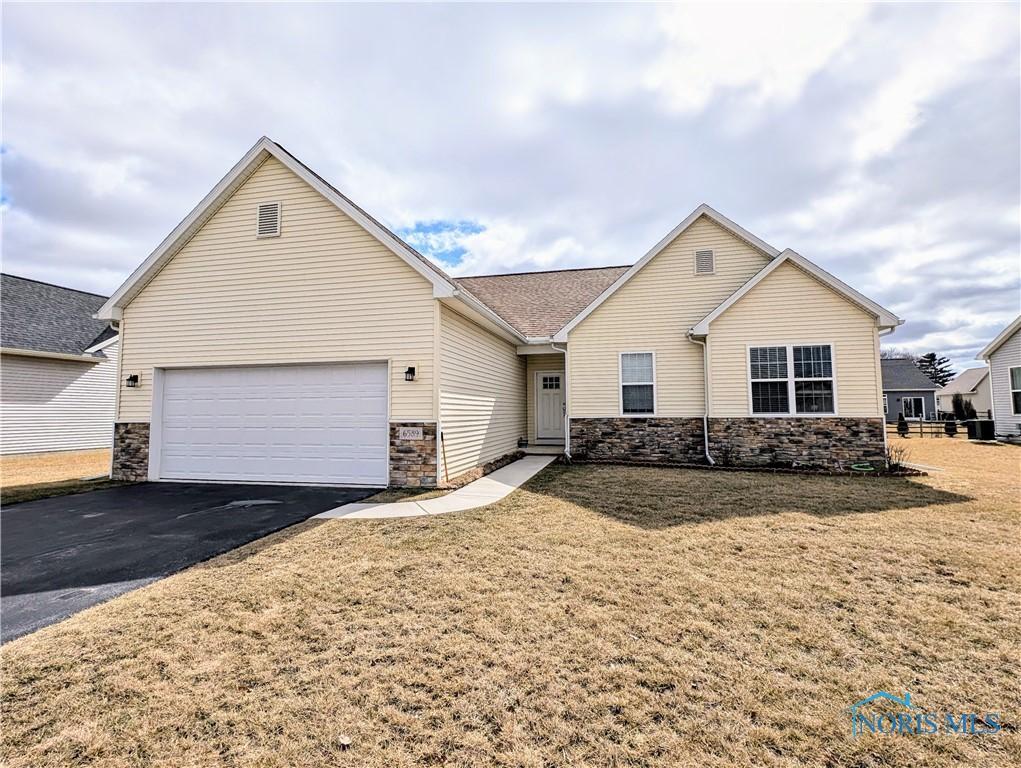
880,346,915,360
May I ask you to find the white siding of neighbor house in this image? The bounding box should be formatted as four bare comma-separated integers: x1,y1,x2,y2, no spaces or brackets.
936,374,992,416
439,305,525,482
0,342,118,454
988,326,1021,437
567,215,771,416
117,155,436,424
708,262,883,417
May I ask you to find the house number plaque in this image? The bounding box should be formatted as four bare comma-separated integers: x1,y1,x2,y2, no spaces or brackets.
398,427,424,440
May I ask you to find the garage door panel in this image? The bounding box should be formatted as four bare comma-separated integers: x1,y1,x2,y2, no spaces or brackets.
158,363,388,485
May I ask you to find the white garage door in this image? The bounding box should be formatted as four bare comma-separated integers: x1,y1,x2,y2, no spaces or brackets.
158,363,388,486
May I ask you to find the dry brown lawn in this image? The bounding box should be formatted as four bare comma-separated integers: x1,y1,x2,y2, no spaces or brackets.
2,438,1019,767
0,449,111,488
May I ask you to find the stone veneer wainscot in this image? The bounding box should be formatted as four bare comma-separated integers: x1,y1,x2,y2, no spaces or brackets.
707,417,885,468
571,416,886,469
570,417,706,464
112,422,150,481
389,422,438,488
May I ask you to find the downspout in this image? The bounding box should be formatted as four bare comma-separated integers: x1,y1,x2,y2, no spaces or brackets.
686,331,715,465
878,326,897,463
551,342,571,459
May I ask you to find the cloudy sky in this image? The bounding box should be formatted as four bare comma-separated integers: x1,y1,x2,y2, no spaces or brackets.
3,3,1018,368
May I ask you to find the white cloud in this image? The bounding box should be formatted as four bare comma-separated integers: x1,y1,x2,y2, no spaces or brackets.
848,7,1017,163
645,3,869,114
1,2,1017,369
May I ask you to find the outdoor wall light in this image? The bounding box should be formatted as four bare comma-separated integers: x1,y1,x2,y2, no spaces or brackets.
404,366,416,382
125,373,140,388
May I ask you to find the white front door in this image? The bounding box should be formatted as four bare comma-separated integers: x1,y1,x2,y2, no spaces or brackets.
156,363,388,485
536,371,565,441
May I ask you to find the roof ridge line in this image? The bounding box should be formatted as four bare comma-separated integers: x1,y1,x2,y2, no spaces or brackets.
456,264,632,279
1,273,109,299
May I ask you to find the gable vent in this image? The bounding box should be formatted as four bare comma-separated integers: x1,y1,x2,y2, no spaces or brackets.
695,249,715,274
256,202,282,238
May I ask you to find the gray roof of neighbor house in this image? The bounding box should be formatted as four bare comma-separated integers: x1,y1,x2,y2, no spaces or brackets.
880,358,938,391
938,366,988,395
454,265,630,338
1,274,117,356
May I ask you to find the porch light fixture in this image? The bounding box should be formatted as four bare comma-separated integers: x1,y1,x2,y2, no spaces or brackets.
404,366,416,382
125,373,140,388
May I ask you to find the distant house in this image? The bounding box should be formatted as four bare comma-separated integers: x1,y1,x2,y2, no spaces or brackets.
977,316,1021,440
0,274,119,455
880,358,938,422
937,367,992,418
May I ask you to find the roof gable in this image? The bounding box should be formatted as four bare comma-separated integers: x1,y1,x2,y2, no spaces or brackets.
552,204,779,342
1,274,115,356
881,358,938,391
690,249,901,335
97,137,459,321
939,366,988,395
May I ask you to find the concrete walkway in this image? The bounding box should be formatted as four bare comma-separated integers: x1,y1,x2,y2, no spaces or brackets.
314,455,557,519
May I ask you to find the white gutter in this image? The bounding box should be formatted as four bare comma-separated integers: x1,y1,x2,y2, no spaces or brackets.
551,342,570,459
0,347,102,363
685,331,715,465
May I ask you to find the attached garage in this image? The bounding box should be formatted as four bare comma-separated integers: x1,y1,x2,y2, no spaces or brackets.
153,363,388,486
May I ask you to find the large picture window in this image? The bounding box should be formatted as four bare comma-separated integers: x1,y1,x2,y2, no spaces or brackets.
749,344,835,415
620,352,655,415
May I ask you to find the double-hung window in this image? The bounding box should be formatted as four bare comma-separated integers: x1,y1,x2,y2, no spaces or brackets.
620,352,655,415
1011,366,1021,415
749,344,835,415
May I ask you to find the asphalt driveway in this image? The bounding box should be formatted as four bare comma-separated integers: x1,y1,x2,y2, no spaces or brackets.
1,482,375,643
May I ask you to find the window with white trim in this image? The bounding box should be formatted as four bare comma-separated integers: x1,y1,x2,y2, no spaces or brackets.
883,394,889,415
749,344,835,415
621,352,655,415
1011,366,1021,415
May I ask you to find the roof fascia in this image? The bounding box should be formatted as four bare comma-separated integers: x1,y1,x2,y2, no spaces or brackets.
0,347,102,363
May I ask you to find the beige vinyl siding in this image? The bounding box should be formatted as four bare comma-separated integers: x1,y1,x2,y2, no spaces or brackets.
525,354,566,442
708,262,882,417
117,156,436,423
1,342,118,454
439,305,525,481
988,327,1021,436
568,215,770,416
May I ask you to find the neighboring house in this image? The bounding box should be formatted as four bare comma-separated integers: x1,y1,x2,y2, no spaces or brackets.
1,274,119,455
977,316,1021,440
880,358,938,422
936,367,992,417
96,137,901,487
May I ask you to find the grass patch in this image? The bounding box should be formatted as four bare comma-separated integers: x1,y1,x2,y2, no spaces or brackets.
1,478,129,506
2,439,1018,766
362,487,449,504
0,449,111,489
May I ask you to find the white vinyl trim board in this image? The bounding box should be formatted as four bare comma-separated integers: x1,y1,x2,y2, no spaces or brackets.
152,362,388,486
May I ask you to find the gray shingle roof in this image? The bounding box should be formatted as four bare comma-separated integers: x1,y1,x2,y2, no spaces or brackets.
454,266,630,338
1,274,116,356
881,358,938,391
938,366,988,395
